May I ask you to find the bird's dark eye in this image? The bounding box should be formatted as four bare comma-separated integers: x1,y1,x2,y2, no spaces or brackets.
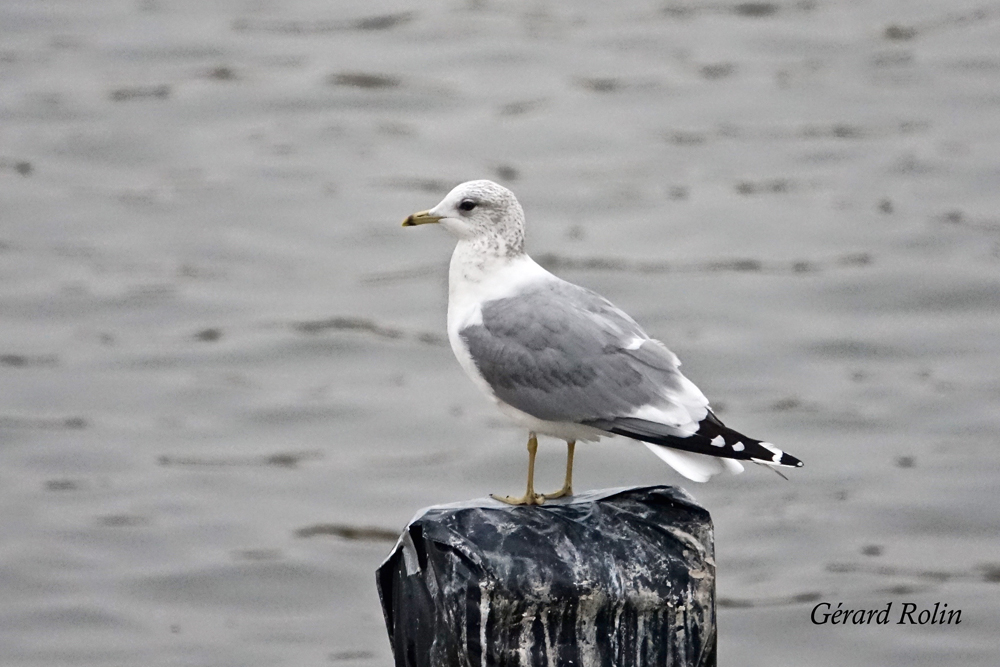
459,199,477,212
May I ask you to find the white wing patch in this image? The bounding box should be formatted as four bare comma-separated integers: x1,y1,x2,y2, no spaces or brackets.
758,441,784,464
629,404,697,436
623,336,646,351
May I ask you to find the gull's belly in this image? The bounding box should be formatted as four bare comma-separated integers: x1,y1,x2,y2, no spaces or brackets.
495,401,607,443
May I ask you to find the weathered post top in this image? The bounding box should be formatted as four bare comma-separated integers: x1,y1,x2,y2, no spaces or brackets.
377,485,716,667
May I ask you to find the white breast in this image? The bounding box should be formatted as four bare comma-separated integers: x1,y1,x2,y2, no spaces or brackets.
446,247,548,398
444,246,604,442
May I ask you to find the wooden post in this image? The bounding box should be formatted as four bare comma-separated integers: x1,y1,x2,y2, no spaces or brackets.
377,485,716,667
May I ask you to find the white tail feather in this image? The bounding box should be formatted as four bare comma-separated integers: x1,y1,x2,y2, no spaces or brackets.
643,443,745,482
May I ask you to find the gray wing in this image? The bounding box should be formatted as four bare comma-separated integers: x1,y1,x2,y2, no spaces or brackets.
459,280,706,426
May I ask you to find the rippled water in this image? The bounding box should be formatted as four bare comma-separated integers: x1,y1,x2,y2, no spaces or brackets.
2,1,999,664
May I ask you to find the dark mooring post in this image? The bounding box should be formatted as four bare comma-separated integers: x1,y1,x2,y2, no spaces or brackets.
377,485,716,667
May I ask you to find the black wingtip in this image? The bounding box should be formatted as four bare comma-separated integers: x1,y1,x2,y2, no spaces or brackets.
779,452,804,468
585,415,803,471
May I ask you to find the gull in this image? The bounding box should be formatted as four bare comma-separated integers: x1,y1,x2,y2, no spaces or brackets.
403,180,802,505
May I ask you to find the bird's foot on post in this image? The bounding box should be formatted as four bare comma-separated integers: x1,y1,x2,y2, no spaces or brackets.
491,491,545,506
491,432,545,506
543,440,575,500
541,485,572,500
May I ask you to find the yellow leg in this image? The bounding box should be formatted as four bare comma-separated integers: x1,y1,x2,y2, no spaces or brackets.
492,433,544,506
543,440,575,500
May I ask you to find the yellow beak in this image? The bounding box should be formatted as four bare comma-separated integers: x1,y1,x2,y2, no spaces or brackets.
402,210,443,227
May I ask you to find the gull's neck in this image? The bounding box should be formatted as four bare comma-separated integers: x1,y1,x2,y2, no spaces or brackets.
450,235,519,283
448,237,552,311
